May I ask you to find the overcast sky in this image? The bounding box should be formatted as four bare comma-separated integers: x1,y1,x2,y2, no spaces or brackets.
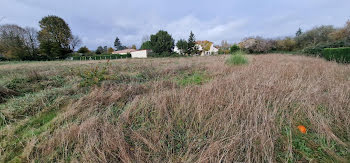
1,0,350,49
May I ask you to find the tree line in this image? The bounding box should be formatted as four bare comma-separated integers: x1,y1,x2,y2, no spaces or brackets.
139,30,198,57
0,15,82,60
239,20,350,55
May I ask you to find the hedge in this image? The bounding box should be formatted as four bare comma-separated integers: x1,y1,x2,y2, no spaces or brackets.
322,47,350,63
72,53,131,60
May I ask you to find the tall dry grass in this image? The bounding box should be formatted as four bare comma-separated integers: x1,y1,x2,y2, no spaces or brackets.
1,54,350,162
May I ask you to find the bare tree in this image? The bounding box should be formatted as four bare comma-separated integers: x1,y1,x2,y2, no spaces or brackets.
70,35,82,51
24,27,39,57
0,24,40,59
221,40,231,50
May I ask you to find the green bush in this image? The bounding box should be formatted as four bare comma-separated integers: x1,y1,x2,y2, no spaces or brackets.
322,47,350,63
302,40,350,56
226,51,248,65
230,44,240,54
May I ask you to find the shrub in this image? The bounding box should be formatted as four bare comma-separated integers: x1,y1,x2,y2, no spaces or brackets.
302,40,350,56
240,37,274,54
76,61,114,87
0,86,19,103
276,37,297,51
226,51,248,65
302,45,325,57
322,47,350,63
230,44,240,54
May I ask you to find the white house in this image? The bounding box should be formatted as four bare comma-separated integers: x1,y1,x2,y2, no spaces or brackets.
130,50,151,58
196,41,219,56
173,46,181,54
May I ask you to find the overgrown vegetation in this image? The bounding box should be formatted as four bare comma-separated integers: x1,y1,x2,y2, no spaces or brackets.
0,55,349,162
323,47,350,63
238,20,350,57
226,51,248,65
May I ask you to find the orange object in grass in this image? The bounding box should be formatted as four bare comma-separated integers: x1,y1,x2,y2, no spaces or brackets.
298,125,307,134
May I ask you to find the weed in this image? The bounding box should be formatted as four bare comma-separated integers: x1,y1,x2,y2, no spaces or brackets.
78,61,113,87
226,51,248,65
0,55,349,162
177,72,207,86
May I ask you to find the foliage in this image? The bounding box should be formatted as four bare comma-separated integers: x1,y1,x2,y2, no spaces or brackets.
78,61,112,87
322,47,350,63
38,15,73,59
114,37,127,51
95,46,104,54
276,37,297,51
302,40,350,56
107,47,114,54
221,40,231,51
176,39,188,55
77,46,90,54
177,72,207,86
131,45,137,50
0,24,39,60
140,41,152,50
240,37,274,54
150,30,175,54
230,44,240,53
295,25,335,48
39,41,70,60
187,31,198,55
329,21,350,42
296,28,303,37
226,51,248,65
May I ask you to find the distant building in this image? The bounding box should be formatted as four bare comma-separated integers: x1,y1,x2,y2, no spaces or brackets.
196,41,219,56
174,40,219,56
130,50,152,58
112,49,137,55
173,46,182,54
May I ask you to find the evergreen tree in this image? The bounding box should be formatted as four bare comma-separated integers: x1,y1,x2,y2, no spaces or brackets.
95,46,104,54
149,30,175,54
187,31,198,55
296,28,303,37
114,37,126,50
140,41,152,50
103,46,108,53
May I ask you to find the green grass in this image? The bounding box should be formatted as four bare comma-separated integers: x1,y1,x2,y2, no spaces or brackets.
226,51,248,65
177,72,207,86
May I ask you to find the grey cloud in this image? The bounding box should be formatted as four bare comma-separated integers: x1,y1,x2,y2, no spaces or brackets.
1,0,350,49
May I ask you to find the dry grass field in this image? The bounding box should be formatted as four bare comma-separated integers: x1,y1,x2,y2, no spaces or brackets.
0,54,349,162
